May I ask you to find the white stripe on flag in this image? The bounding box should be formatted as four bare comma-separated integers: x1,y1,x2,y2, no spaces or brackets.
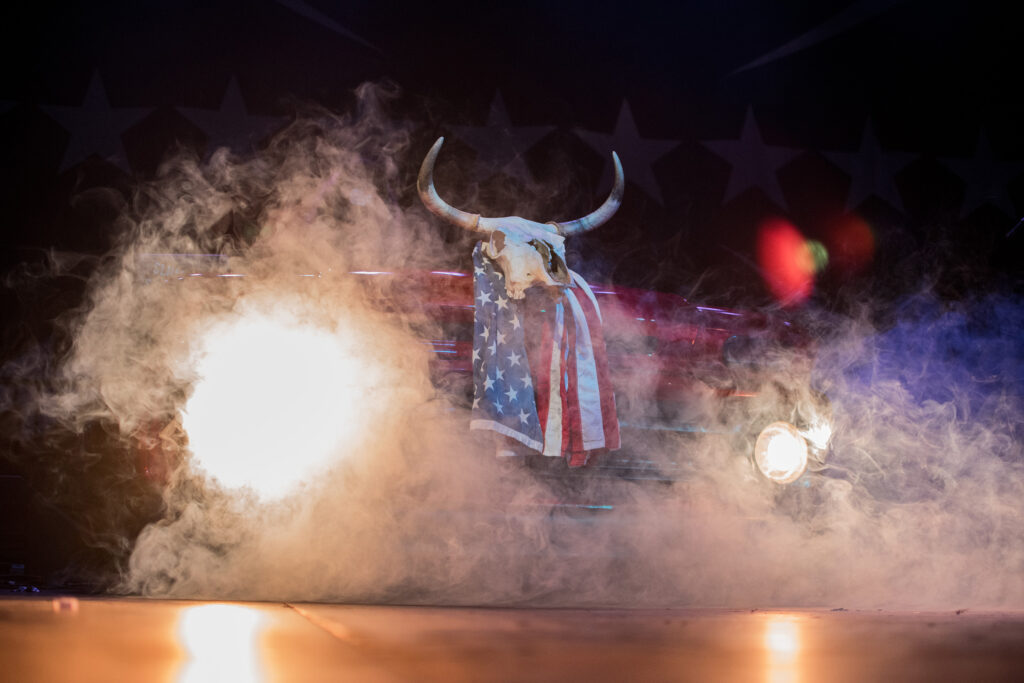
470,419,543,452
564,287,606,450
542,300,564,457
570,270,603,323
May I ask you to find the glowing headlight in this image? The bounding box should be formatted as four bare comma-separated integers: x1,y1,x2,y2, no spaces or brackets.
753,421,809,485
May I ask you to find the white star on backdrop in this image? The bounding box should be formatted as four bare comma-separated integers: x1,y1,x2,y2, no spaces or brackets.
43,72,152,172
823,120,916,213
701,107,802,210
179,77,288,156
450,91,555,184
574,100,680,205
941,131,1024,219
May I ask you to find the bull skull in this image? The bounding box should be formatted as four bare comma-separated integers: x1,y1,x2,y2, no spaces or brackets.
418,137,624,299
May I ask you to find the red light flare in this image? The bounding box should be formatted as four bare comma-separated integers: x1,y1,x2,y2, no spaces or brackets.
756,218,817,307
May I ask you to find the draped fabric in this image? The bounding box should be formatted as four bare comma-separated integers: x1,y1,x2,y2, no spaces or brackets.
469,243,619,466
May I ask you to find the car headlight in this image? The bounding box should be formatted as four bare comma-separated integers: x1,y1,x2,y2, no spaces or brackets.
753,421,809,484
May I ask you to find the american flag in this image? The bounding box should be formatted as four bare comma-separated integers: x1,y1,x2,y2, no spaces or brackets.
470,243,620,466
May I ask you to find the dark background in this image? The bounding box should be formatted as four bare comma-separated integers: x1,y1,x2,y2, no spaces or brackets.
2,1,1021,302
1,1,1022,587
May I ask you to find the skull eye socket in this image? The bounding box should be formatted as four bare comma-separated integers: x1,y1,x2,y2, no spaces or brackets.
529,239,570,285
528,240,554,271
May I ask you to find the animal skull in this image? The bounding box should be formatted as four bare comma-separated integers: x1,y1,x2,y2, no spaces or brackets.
483,226,570,299
418,137,623,299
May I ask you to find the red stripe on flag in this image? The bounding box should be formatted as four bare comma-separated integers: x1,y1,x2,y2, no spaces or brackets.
564,304,588,466
530,305,553,435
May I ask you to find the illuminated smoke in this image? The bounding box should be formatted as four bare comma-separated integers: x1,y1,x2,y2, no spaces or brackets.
9,83,1023,609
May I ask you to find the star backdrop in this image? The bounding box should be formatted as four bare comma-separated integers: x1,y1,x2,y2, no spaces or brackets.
1,1,1021,305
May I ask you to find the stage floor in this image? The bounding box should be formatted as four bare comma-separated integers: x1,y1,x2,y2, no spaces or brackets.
2,596,1022,682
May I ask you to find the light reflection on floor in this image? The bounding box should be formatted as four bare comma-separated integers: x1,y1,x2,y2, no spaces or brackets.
764,614,801,683
2,598,1023,682
176,604,267,683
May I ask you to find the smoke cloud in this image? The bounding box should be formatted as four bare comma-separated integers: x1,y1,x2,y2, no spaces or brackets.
6,83,1023,609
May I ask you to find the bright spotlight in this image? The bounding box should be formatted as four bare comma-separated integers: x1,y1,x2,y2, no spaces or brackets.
753,421,809,485
181,304,386,501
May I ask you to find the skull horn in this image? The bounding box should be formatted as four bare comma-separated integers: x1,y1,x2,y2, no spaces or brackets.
554,152,624,236
417,137,483,232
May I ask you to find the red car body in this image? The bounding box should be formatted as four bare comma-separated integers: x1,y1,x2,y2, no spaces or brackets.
133,259,826,484
380,269,822,476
